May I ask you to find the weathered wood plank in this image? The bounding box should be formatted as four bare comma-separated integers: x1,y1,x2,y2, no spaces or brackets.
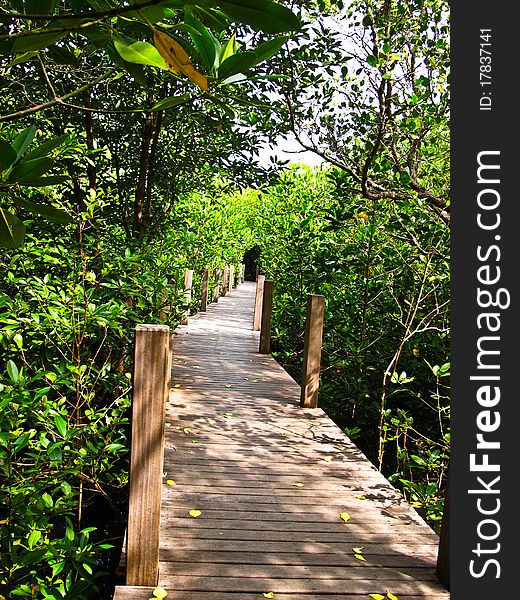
126,325,171,586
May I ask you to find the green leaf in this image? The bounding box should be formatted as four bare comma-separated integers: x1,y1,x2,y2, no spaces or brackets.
12,30,65,53
28,530,41,550
10,51,39,66
193,6,229,32
218,52,258,80
366,54,377,67
8,157,54,184
151,95,191,111
186,14,220,69
218,0,301,34
7,359,19,383
54,414,67,438
220,33,237,64
0,140,17,170
16,175,69,187
0,207,25,248
113,38,167,69
24,134,69,161
14,198,73,224
252,36,288,64
11,125,36,160
47,45,79,66
25,0,58,14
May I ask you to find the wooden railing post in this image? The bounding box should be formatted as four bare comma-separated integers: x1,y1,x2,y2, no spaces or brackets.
253,275,265,331
127,324,171,586
213,267,220,303
300,295,325,408
228,265,234,293
255,265,260,281
259,280,274,354
222,266,228,297
436,470,450,589
200,268,209,312
180,269,193,325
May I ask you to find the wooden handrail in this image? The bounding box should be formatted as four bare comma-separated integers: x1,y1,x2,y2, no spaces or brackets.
436,469,450,589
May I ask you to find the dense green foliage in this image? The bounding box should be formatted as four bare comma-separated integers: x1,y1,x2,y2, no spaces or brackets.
251,167,450,523
0,0,449,597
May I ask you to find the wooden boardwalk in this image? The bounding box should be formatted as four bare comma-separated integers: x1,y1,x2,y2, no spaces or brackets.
114,281,449,600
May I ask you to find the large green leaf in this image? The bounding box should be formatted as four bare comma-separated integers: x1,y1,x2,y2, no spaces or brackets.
14,198,73,224
0,141,17,171
0,207,25,249
17,175,69,187
218,52,258,80
151,95,191,111
8,158,55,184
12,31,66,53
11,125,36,160
252,35,288,64
186,13,220,70
218,0,301,34
113,38,167,69
24,135,70,161
25,0,59,14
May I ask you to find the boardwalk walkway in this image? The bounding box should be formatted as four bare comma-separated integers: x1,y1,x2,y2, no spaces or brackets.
114,281,449,600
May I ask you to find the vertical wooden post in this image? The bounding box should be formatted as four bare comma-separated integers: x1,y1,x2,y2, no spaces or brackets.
222,266,228,297
253,275,265,331
228,265,234,293
200,268,209,312
436,470,450,589
213,267,220,303
300,295,325,408
259,280,274,354
127,324,171,586
255,265,260,281
241,263,245,283
181,269,193,325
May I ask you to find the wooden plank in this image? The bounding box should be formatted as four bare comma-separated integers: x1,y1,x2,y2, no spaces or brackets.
114,588,450,600
200,268,209,312
259,280,274,354
252,274,265,331
301,294,325,408
126,325,171,586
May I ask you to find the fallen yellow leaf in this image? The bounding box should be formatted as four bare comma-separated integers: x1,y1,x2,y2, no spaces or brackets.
152,586,168,599
340,512,351,522
356,495,366,500
189,509,202,518
292,482,305,487
263,593,274,599
353,547,364,553
386,593,399,600
166,480,176,486
323,456,333,462
368,595,385,600
225,384,232,388
354,554,367,561
183,428,190,435
153,28,208,91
